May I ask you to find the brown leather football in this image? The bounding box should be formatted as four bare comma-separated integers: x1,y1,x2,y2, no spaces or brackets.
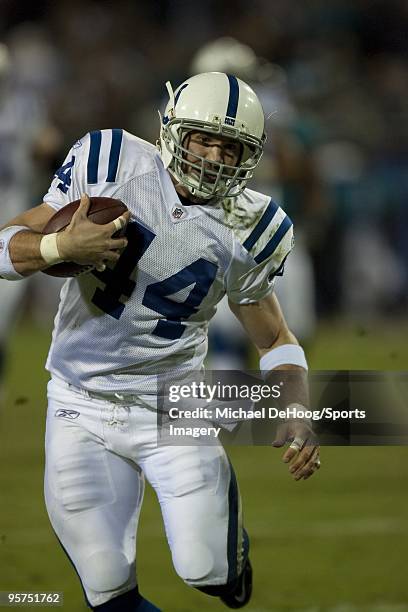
42,196,128,277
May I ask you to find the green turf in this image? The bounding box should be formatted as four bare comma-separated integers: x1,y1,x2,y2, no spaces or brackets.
1,320,407,611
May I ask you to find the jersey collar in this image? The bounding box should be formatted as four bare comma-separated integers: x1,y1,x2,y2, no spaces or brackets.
156,156,222,223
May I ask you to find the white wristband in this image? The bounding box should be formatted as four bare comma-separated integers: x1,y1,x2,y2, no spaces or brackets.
260,344,308,376
40,233,62,265
0,225,30,280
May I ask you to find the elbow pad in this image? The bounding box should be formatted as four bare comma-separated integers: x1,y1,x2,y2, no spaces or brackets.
0,225,30,280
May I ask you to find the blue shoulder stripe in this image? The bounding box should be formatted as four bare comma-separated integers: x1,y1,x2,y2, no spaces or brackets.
106,129,123,182
87,130,102,184
242,198,279,252
254,215,293,264
226,74,239,120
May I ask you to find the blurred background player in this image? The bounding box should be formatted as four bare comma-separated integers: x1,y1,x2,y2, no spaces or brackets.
0,39,60,394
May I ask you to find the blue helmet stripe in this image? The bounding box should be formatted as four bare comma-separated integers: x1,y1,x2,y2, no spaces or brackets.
106,129,123,182
226,74,239,120
243,198,279,252
254,215,293,264
87,130,102,184
174,83,189,106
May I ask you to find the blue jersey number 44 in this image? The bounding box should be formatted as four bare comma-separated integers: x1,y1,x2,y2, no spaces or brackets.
91,221,218,339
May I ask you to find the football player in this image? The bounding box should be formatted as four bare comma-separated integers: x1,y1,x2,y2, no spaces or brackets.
0,40,62,392
0,72,320,611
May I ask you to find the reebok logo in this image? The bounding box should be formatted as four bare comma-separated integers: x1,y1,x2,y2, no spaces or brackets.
55,409,80,420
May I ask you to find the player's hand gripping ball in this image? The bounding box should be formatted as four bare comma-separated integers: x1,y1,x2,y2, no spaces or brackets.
42,197,128,277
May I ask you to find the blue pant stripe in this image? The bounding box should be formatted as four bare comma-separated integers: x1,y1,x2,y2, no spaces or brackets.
243,198,279,252
227,461,240,583
106,129,123,182
87,130,102,184
254,215,293,264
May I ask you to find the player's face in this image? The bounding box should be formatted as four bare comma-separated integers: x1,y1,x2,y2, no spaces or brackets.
173,131,242,203
183,132,242,179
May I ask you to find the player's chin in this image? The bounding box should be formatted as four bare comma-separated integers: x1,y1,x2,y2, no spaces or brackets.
204,173,217,184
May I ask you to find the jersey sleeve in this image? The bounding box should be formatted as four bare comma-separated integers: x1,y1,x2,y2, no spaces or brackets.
226,198,294,304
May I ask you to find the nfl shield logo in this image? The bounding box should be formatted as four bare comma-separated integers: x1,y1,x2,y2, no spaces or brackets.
172,207,184,219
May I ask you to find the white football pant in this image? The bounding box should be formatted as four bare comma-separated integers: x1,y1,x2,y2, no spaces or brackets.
45,376,245,608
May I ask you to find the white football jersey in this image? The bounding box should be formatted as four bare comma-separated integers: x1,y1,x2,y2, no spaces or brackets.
43,129,293,394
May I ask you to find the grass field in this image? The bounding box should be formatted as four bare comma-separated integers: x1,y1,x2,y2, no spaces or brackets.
1,319,407,611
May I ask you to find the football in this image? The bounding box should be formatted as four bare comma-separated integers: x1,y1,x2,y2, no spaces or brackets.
41,196,128,277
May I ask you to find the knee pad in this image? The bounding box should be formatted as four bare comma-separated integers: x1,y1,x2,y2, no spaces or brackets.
172,542,214,583
81,550,130,592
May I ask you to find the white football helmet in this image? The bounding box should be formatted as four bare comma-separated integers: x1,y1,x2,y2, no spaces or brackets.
158,72,266,200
